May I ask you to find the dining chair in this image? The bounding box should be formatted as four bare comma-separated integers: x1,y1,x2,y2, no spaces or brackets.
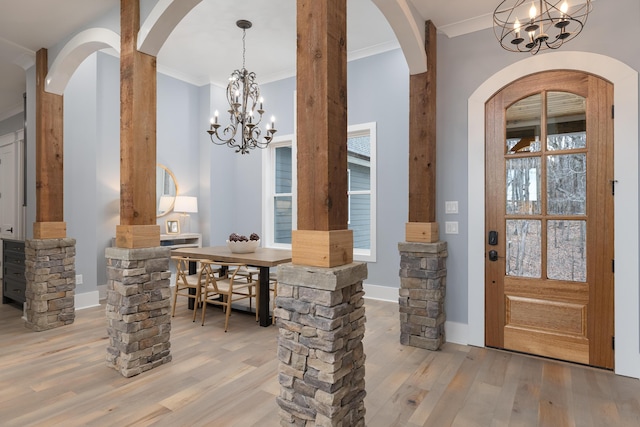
171,256,209,321
200,262,259,332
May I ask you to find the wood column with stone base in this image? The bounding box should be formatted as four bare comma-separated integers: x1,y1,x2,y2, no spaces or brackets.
24,238,76,331
398,241,447,350
275,262,368,426
105,246,172,378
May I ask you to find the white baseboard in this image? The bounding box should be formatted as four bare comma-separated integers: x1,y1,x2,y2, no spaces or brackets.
75,291,100,310
363,283,397,302
445,321,469,345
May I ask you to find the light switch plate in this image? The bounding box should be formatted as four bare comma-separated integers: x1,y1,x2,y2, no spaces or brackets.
445,201,458,214
445,221,459,234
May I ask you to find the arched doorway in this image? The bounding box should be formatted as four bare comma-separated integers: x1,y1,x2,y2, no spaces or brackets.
467,52,640,379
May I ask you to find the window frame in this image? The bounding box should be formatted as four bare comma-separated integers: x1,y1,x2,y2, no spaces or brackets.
261,122,376,262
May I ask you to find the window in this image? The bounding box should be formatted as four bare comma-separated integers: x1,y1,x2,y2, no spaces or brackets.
262,123,376,261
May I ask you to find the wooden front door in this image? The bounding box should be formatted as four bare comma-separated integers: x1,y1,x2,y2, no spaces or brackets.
485,70,614,369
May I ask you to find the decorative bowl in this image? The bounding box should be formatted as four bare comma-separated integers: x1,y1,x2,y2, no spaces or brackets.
226,239,260,253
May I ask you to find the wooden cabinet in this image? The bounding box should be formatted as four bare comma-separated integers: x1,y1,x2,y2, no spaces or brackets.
2,239,25,304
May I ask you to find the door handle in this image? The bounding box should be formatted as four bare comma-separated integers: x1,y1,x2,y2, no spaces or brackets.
489,250,499,262
7,227,12,233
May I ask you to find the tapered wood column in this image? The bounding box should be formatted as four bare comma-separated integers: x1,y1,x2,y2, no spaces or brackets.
293,0,352,267
34,48,66,239
406,21,438,243
116,0,159,248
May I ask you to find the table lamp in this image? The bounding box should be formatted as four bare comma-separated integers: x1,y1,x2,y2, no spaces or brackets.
173,196,198,233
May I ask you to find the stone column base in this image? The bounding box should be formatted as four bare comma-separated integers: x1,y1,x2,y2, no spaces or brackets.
24,238,76,331
398,241,448,350
105,246,172,377
275,262,368,427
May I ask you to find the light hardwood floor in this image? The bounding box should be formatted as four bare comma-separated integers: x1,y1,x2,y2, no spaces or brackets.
0,298,639,426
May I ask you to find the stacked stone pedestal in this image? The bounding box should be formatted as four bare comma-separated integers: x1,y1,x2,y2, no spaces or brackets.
398,241,448,350
275,262,368,427
24,238,77,331
105,247,172,378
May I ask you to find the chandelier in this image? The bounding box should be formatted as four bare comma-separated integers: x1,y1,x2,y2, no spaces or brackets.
493,0,592,54
207,20,276,154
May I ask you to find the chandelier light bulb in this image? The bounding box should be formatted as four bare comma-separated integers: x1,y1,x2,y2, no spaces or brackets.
529,2,537,19
514,18,521,37
560,1,568,14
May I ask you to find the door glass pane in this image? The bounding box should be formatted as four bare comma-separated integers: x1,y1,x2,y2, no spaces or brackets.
506,94,541,154
506,220,541,278
506,157,541,215
547,92,586,151
547,154,586,215
547,220,586,282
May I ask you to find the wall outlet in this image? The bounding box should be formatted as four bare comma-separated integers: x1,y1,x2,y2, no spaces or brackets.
445,221,459,234
76,274,83,285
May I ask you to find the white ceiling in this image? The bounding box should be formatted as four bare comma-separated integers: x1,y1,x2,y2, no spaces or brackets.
0,0,500,121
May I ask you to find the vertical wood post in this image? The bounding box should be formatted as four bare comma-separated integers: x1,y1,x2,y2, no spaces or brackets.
292,0,353,267
34,48,66,239
116,0,160,248
406,21,438,243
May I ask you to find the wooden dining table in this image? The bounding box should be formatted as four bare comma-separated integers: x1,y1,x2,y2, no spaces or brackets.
171,246,292,327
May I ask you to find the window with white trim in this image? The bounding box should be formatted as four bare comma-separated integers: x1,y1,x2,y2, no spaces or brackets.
262,123,376,261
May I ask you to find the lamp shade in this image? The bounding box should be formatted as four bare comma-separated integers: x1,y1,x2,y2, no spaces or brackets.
174,196,198,213
158,195,173,213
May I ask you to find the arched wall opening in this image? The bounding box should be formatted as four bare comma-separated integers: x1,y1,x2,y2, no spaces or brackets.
468,51,640,379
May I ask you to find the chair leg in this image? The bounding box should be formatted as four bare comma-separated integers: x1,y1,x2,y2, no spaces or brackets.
224,295,231,332
201,293,208,326
192,286,200,322
171,286,178,317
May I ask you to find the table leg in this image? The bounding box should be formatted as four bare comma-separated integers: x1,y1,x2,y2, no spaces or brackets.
188,260,197,310
258,266,271,327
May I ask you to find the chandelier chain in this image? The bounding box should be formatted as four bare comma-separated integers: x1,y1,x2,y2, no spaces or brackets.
242,28,246,70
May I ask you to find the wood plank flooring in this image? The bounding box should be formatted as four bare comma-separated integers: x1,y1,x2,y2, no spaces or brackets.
0,298,638,426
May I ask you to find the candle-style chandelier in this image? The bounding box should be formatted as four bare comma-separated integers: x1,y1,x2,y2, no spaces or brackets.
493,0,592,54
207,20,276,154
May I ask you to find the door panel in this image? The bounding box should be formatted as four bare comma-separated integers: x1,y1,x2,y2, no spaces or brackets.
485,71,614,369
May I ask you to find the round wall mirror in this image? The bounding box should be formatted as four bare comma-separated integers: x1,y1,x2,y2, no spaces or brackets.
157,163,178,217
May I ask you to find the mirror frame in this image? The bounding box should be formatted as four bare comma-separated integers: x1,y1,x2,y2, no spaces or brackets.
157,163,179,218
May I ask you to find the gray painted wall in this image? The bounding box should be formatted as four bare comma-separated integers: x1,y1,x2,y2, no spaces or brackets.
0,112,23,136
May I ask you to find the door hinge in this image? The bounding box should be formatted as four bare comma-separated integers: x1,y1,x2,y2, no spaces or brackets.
612,259,615,273
612,105,615,119
612,336,615,350
611,180,618,196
